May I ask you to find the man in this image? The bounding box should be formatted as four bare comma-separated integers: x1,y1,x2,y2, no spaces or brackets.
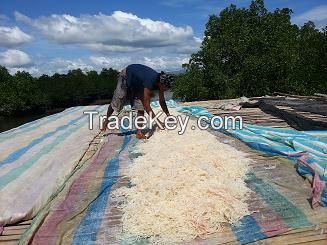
102,64,175,139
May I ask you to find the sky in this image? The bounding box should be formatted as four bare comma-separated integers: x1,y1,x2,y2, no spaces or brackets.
0,0,326,76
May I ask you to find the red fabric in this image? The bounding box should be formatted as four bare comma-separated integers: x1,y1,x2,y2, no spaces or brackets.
298,155,326,208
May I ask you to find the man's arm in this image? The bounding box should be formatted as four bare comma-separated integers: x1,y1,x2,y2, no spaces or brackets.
158,83,170,116
143,88,157,119
143,88,164,128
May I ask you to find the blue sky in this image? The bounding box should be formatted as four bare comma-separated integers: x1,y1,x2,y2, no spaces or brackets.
0,0,326,75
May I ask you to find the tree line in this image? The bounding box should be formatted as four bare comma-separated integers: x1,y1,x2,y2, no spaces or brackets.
172,0,327,101
1,0,326,116
0,66,119,116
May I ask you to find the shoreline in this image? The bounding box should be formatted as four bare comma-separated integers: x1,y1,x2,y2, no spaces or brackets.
0,99,112,133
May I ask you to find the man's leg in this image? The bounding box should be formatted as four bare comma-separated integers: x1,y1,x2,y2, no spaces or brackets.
102,70,127,131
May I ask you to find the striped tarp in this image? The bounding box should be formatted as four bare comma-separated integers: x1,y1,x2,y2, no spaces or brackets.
0,105,107,230
24,132,134,245
25,133,315,245
20,101,325,244
177,103,327,207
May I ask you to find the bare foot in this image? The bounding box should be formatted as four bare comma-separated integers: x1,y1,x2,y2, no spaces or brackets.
136,131,147,139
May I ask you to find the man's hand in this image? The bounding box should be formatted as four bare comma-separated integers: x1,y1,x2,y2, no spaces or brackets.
136,130,148,139
143,88,166,131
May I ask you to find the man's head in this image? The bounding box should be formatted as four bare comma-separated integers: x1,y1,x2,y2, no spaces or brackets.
159,72,175,89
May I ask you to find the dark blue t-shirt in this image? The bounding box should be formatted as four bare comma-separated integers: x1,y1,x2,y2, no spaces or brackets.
126,64,159,97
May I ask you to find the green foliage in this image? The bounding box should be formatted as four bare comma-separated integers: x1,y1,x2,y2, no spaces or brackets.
173,69,207,101
0,66,119,116
173,0,327,101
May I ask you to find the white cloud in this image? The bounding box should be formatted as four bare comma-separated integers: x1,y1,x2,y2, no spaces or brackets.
11,11,202,74
15,11,198,52
84,43,144,53
8,57,95,76
143,56,189,71
47,58,95,74
0,26,32,48
9,66,41,75
14,11,33,24
293,5,327,29
90,55,188,72
0,49,32,67
8,53,189,76
89,56,132,70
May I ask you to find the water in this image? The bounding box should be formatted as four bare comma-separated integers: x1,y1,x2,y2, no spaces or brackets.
0,110,64,133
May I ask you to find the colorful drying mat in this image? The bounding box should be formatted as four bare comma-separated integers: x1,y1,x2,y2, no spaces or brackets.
177,102,327,208
18,101,327,244
0,105,106,230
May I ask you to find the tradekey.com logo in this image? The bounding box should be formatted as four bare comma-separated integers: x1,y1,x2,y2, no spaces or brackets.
83,111,243,135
